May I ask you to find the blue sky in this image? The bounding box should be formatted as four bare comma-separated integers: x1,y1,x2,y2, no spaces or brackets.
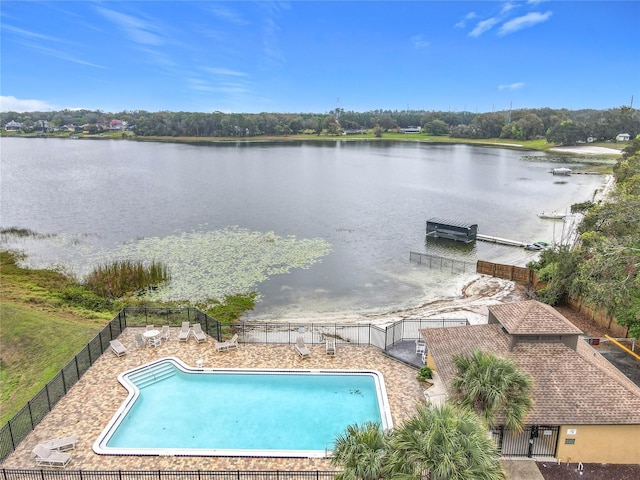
1,1,639,114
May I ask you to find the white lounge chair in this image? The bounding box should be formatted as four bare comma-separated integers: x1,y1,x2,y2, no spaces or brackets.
295,336,310,358
109,340,127,357
159,325,170,340
42,435,76,452
33,445,71,468
325,338,336,355
214,334,239,352
415,339,426,356
192,323,207,343
178,322,191,342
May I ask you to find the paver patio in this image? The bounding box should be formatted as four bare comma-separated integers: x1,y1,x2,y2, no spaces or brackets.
1,327,426,471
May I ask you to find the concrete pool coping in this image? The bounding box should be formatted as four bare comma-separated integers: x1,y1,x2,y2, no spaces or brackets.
94,357,394,457
1,327,426,471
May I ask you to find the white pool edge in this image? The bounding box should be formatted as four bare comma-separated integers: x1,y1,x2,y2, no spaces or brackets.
93,356,393,458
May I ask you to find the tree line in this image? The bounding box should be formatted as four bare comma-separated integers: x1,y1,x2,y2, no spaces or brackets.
2,106,638,145
530,136,640,338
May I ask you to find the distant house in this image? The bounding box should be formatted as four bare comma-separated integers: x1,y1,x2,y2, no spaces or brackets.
421,300,640,464
343,128,367,135
109,119,127,131
401,126,421,134
616,133,631,142
4,120,22,131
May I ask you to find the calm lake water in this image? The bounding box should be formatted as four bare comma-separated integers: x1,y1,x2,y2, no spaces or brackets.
0,137,607,319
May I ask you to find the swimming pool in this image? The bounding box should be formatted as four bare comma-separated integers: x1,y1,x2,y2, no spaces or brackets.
93,357,392,457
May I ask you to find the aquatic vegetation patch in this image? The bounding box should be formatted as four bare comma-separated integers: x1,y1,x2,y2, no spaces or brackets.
94,227,332,303
85,260,170,299
0,227,54,240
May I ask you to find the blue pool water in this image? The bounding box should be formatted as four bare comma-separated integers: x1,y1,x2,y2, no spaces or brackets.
93,358,392,457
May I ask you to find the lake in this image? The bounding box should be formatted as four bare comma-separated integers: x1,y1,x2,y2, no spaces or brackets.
0,138,607,320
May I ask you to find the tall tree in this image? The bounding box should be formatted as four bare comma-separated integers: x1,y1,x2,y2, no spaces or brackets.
450,350,533,432
331,422,389,480
385,403,505,480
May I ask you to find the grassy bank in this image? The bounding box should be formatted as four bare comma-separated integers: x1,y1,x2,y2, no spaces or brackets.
0,251,116,424
0,250,257,424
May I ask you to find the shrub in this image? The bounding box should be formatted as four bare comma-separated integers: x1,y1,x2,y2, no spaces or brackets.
417,366,433,382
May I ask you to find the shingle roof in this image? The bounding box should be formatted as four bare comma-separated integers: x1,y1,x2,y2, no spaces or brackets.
489,300,583,335
421,322,640,425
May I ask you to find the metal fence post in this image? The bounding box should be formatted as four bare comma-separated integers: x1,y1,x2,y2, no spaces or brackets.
45,385,52,411
27,403,34,429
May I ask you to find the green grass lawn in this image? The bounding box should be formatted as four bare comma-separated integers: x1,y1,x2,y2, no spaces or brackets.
0,301,100,424
0,249,256,425
0,251,113,424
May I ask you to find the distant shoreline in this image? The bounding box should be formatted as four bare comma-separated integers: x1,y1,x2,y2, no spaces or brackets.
1,132,625,157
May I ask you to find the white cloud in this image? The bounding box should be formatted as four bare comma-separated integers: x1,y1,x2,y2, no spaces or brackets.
411,35,431,48
2,24,65,43
204,68,248,77
95,7,163,46
455,11,476,28
0,96,59,112
501,2,517,14
187,78,215,92
207,5,248,26
498,11,553,36
498,82,525,91
469,17,499,37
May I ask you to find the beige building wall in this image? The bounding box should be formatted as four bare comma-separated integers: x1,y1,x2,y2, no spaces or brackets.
556,424,640,464
425,352,437,370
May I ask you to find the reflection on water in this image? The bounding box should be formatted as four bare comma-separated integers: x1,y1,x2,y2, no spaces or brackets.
0,138,607,319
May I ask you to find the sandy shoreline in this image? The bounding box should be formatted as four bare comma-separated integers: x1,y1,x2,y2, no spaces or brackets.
549,145,622,155
247,274,525,327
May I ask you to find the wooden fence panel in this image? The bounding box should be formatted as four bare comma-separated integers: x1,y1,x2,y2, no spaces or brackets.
476,261,533,284
478,262,629,338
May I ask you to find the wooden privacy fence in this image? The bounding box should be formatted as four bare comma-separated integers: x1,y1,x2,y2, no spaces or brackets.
476,260,535,284
477,262,630,338
567,296,629,338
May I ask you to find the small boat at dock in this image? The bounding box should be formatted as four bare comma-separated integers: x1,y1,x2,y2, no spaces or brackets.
538,211,566,220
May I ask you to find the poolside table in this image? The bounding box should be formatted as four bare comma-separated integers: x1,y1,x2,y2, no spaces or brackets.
143,329,161,347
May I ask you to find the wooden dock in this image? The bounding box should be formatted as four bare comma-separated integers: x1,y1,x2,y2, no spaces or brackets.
476,234,527,247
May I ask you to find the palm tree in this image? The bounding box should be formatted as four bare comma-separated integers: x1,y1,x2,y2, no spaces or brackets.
385,403,505,480
331,421,389,480
450,349,533,432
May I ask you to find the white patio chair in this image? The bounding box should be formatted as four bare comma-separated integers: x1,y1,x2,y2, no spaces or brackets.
178,322,191,342
295,336,310,358
159,325,170,340
192,323,207,343
33,445,72,468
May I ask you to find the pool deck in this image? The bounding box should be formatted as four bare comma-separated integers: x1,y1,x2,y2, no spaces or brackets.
2,327,426,471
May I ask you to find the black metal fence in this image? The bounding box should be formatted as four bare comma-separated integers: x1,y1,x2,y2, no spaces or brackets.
228,318,465,349
0,308,217,463
491,425,560,457
409,252,476,274
0,307,467,464
0,470,338,480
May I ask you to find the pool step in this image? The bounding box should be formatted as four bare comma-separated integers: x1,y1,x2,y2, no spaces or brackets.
130,363,177,389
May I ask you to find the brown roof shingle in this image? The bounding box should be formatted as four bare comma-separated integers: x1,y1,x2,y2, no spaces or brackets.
421,323,640,426
489,300,583,335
